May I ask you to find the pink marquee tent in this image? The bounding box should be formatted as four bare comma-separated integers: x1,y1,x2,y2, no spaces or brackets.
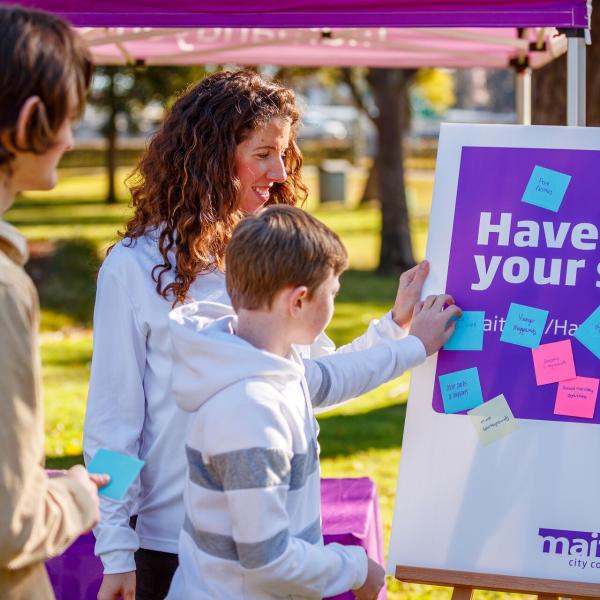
17,0,590,122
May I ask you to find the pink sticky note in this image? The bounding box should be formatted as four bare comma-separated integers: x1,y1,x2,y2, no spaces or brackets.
531,339,576,385
554,377,599,419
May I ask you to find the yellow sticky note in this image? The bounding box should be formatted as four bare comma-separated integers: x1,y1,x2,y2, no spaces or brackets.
468,394,518,446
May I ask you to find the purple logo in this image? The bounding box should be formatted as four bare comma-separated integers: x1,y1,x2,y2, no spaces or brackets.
539,528,600,571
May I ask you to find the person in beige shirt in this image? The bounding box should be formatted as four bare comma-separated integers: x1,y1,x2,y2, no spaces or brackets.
0,6,109,599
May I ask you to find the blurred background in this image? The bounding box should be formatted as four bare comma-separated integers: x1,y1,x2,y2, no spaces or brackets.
5,19,599,596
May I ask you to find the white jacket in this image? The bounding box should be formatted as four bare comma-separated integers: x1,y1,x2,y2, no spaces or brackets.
166,308,425,599
84,232,425,574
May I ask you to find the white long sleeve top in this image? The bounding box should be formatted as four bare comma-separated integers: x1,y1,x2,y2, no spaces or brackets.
84,231,425,575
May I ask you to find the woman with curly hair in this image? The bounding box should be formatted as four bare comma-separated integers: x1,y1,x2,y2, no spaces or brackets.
84,70,429,600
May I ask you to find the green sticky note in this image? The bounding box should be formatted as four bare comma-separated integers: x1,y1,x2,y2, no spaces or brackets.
468,394,518,446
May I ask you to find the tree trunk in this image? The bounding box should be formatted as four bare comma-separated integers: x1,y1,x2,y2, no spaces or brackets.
367,68,416,274
105,67,118,205
532,5,600,126
359,161,379,205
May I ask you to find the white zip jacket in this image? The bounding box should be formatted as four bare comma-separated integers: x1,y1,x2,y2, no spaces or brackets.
84,232,425,574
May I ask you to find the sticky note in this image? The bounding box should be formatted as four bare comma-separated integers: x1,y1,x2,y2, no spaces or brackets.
574,306,600,360
87,448,144,501
554,377,599,419
468,394,518,446
500,302,549,348
439,367,484,414
531,339,576,385
521,165,571,212
444,310,485,351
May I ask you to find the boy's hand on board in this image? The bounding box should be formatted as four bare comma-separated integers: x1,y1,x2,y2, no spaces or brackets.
391,261,430,329
409,294,462,356
353,558,386,600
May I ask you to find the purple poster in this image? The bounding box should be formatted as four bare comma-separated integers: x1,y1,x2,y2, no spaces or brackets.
432,146,600,424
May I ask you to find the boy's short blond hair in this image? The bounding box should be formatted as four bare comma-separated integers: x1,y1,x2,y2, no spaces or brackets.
226,205,348,311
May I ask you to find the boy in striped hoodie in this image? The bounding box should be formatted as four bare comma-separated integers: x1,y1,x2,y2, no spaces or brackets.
167,205,460,599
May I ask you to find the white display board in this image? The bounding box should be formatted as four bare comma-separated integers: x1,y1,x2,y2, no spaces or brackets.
388,124,600,582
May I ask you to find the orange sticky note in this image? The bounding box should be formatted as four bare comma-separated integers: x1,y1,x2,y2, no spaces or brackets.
554,377,599,419
531,339,576,385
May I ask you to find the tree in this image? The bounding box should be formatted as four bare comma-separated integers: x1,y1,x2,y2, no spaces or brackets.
532,5,600,126
89,65,207,203
367,68,418,273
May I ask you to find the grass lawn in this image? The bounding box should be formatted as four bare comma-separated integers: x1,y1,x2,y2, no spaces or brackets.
4,168,526,600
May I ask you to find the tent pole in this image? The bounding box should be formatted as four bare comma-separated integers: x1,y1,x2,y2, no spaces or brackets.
515,67,531,125
566,30,586,126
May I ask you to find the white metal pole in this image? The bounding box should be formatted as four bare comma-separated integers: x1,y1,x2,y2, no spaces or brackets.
566,32,586,126
516,67,532,125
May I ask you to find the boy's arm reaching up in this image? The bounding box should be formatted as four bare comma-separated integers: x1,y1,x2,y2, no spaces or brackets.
309,261,430,358
305,294,461,411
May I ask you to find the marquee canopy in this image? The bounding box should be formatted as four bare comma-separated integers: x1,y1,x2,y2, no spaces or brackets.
80,26,567,69
16,0,590,28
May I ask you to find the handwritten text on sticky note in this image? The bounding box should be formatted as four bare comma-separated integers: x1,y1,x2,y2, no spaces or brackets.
439,367,484,414
521,165,571,212
554,377,599,419
500,302,548,348
468,394,518,446
531,339,576,385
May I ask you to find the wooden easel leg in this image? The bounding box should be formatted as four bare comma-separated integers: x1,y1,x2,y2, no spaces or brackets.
537,594,559,600
452,586,474,600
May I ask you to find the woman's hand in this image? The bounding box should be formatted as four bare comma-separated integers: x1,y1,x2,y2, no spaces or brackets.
391,260,430,329
97,571,136,600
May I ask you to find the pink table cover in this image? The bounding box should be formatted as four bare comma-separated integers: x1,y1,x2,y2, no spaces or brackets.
321,477,386,600
46,477,386,599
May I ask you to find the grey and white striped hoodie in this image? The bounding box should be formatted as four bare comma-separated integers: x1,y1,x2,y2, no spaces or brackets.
166,308,369,599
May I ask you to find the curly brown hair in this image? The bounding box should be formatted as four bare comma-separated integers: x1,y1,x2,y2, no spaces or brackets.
119,70,308,306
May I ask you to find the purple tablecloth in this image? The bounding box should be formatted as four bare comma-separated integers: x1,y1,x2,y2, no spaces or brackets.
321,477,386,600
46,477,386,599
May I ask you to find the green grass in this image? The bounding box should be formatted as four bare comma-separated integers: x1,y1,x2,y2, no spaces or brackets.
6,168,525,599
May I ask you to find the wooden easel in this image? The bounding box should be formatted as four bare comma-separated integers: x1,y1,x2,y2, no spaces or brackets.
395,565,600,600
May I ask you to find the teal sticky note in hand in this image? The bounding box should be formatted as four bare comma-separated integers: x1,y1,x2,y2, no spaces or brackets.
444,311,485,351
87,449,144,500
521,165,571,212
500,302,549,348
574,306,600,360
439,367,484,413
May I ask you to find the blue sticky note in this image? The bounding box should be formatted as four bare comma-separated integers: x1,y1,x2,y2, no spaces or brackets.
439,367,484,414
444,311,485,351
87,449,144,501
500,302,549,348
574,306,600,360
521,165,571,212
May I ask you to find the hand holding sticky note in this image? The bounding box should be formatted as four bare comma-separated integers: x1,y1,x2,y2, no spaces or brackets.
443,310,485,351
87,448,144,500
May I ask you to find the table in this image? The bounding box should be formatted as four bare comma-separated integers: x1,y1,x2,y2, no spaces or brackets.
46,477,386,599
321,477,387,600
